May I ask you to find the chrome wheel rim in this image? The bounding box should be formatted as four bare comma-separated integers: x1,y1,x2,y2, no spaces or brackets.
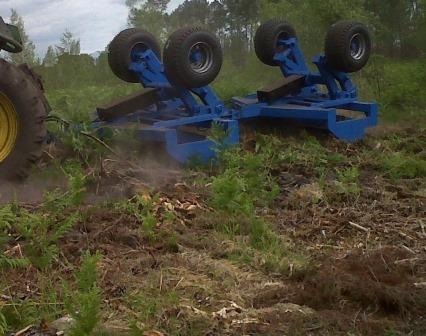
189,42,213,74
350,33,366,60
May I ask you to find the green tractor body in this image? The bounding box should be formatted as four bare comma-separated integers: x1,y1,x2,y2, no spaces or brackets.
0,17,23,53
0,16,48,180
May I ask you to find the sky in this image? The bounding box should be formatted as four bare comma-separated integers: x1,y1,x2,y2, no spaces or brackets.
0,0,184,57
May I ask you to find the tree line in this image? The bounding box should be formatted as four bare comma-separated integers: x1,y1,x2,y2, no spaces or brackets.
3,1,425,91
128,0,426,59
5,9,81,67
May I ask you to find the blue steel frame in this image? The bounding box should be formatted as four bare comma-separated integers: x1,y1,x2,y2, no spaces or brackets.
231,38,378,142
93,37,378,163
93,48,239,163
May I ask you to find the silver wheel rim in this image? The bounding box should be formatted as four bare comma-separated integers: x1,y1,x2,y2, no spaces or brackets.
188,42,213,74
350,33,366,60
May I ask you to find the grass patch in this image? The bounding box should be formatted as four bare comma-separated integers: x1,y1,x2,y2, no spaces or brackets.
204,134,309,275
334,166,361,200
0,162,86,270
126,283,179,332
381,152,426,180
0,273,63,331
47,84,140,123
119,193,159,241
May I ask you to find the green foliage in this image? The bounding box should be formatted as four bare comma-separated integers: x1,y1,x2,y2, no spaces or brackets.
211,168,254,216
127,0,169,41
57,30,81,56
8,9,38,65
334,166,361,199
165,233,179,253
44,85,141,164
123,194,159,240
0,312,7,335
261,0,425,58
385,328,399,336
17,211,79,269
373,60,426,121
261,0,374,58
65,251,102,336
381,152,426,180
213,54,280,102
44,86,131,152
211,143,279,214
43,45,57,66
12,163,86,269
2,163,86,270
0,254,29,270
254,134,346,177
209,135,278,226
0,205,30,270
64,163,88,206
0,275,63,331
0,204,17,227
206,134,309,275
43,161,87,211
247,218,307,274
126,287,178,328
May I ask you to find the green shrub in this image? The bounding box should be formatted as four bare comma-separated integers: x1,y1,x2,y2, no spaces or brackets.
0,205,30,270
121,193,160,241
382,152,426,179
211,169,254,215
334,166,361,199
65,251,103,336
206,134,310,275
8,163,86,269
17,211,79,269
126,289,178,327
214,147,279,210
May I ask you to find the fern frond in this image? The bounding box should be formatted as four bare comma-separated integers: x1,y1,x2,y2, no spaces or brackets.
0,256,30,270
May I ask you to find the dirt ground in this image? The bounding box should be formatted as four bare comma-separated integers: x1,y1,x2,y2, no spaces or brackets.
1,125,425,336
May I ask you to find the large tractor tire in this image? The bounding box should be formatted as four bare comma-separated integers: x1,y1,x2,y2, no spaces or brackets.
325,21,372,73
108,28,162,83
255,19,297,67
163,27,223,88
0,60,47,180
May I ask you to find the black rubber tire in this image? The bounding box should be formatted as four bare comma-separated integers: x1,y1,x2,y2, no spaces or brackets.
255,19,297,67
163,27,223,88
108,28,162,83
325,21,372,73
0,60,47,180
18,64,52,113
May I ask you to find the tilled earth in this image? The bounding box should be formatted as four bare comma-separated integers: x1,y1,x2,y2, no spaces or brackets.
2,125,425,336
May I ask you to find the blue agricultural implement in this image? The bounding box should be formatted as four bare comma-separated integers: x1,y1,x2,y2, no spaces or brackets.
94,20,378,164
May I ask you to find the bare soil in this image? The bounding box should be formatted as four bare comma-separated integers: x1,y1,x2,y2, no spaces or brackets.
2,125,425,335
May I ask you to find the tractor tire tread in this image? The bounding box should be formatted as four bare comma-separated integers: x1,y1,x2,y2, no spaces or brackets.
255,19,296,67
325,21,371,73
0,59,47,180
163,27,223,88
108,28,161,83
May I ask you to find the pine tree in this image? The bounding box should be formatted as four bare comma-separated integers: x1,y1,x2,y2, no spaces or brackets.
127,0,171,40
8,9,38,66
56,30,81,55
43,45,57,66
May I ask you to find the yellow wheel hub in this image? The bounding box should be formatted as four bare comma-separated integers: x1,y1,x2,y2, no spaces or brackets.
0,92,19,162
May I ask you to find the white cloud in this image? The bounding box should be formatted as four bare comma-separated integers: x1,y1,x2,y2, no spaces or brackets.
0,0,129,56
0,0,185,57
